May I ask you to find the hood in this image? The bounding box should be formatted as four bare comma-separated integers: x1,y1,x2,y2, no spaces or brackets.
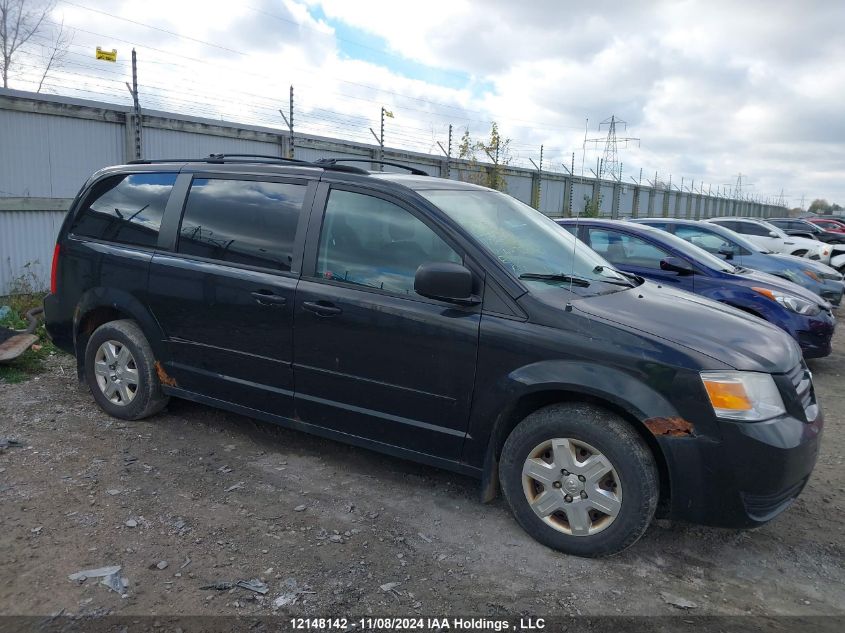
769,253,842,279
735,268,831,309
569,282,801,373
784,234,826,253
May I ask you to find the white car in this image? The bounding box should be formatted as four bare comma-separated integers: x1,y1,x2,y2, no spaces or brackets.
706,217,836,265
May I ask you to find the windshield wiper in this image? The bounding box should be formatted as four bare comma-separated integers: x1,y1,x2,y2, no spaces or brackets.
592,265,636,286
519,273,591,286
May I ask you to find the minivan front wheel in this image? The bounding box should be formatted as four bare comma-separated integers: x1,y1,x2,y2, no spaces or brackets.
500,403,658,557
84,320,169,420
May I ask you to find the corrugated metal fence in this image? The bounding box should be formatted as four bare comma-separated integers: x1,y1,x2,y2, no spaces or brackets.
0,208,66,294
0,88,787,294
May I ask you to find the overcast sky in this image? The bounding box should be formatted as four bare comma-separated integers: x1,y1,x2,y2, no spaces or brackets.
13,0,845,206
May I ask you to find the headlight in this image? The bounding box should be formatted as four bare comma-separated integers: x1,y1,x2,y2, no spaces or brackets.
822,247,830,257
701,371,785,421
802,269,821,282
752,286,821,315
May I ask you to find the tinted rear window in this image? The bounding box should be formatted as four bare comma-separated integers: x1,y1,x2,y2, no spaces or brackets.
178,178,307,271
71,173,177,247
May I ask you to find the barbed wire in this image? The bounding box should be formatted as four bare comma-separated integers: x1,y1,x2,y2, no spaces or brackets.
8,20,785,204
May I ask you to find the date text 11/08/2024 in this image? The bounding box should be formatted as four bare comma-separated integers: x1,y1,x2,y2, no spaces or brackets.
290,617,546,630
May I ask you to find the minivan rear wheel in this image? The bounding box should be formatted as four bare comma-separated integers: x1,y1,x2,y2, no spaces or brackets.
499,403,658,557
84,320,169,420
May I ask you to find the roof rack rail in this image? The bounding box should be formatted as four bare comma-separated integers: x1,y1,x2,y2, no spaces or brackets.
126,154,370,174
205,153,309,164
126,158,198,164
127,154,312,166
314,158,429,176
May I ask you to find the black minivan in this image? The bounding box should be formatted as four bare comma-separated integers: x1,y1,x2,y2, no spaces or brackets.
44,156,823,557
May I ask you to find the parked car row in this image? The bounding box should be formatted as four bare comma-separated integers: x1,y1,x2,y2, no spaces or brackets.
768,217,845,246
635,218,844,306
44,157,824,558
805,217,845,234
703,217,845,269
558,217,839,359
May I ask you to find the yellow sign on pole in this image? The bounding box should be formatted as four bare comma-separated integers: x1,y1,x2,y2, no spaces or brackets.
96,47,117,62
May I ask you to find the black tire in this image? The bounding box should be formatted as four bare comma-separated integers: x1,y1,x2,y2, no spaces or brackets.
499,402,659,557
83,319,169,420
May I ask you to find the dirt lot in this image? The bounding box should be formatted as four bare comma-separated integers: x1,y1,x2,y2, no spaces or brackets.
1,317,844,623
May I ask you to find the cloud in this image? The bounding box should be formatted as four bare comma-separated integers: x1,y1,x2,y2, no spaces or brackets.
12,0,845,205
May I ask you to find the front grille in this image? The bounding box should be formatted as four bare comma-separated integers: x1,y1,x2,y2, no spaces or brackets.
742,477,807,520
787,362,816,421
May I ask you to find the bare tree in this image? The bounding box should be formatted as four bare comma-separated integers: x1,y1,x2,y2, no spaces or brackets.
0,0,63,89
35,14,70,92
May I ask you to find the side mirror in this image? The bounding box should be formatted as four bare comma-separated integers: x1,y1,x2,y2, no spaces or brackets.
660,256,694,275
768,231,779,238
717,248,735,260
414,262,479,305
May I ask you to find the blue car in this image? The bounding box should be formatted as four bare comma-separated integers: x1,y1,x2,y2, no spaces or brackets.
557,219,836,358
630,218,845,307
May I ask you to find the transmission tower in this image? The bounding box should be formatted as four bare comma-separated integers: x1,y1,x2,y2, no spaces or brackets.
732,173,754,199
585,115,640,180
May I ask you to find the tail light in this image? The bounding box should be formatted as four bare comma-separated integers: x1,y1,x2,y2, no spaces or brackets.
50,243,61,294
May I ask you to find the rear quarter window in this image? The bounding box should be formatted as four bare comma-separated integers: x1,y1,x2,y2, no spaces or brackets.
70,173,177,248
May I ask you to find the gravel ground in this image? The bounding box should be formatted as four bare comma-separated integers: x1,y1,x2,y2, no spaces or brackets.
1,318,844,621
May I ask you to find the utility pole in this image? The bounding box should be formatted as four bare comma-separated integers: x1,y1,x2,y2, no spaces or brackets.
585,115,640,180
581,117,588,176
380,106,386,165
437,124,453,178
289,85,294,159
369,107,392,171
124,49,142,160
529,145,544,210
279,85,295,159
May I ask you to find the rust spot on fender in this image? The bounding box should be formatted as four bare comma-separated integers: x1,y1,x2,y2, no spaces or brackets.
644,416,694,437
154,361,177,387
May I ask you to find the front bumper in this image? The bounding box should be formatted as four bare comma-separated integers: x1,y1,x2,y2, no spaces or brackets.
658,410,823,528
794,309,836,359
819,280,844,307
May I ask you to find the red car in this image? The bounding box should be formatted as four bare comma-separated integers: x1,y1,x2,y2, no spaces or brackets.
807,218,845,234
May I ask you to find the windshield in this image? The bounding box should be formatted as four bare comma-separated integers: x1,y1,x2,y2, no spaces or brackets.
799,221,823,234
692,223,766,254
757,220,789,240
418,189,632,293
632,224,738,273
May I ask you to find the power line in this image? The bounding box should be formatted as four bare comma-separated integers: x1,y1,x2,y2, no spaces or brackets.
45,8,587,133
11,25,788,205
